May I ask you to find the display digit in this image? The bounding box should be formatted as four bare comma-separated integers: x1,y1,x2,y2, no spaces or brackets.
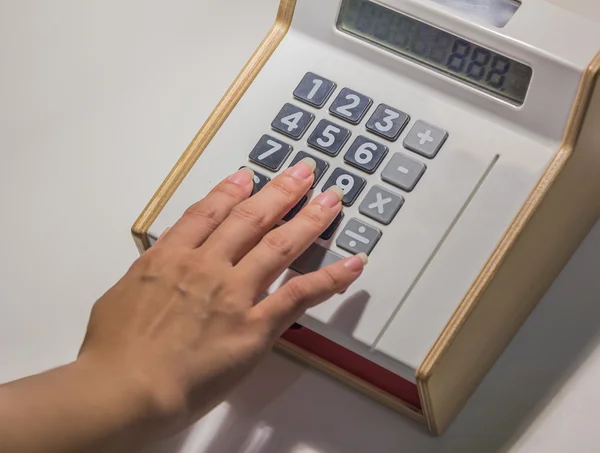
429,31,452,64
486,55,511,89
446,39,471,73
466,47,491,81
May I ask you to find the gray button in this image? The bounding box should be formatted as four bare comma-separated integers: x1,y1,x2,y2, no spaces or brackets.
293,72,336,108
307,119,351,156
366,104,410,141
329,88,372,125
271,103,314,140
343,136,388,174
249,135,292,172
381,153,426,192
359,185,404,225
290,243,342,275
403,120,448,158
336,218,382,255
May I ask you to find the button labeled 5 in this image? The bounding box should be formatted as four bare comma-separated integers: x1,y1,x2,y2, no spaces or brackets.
366,104,410,141
343,136,388,174
308,119,351,156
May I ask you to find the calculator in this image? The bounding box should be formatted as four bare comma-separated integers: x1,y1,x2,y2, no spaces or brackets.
133,0,600,434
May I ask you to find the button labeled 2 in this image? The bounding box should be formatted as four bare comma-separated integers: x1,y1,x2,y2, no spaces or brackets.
308,119,351,156
321,167,366,206
249,135,292,171
343,136,388,174
366,104,410,141
329,88,372,124
271,103,314,140
293,72,336,108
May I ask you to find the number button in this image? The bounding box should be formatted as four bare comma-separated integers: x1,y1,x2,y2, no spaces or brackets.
343,136,388,174
366,104,410,141
240,167,271,196
271,103,315,140
336,218,382,256
359,185,404,225
403,120,448,159
380,153,426,192
329,88,372,125
248,135,292,172
293,72,336,108
322,167,366,206
283,196,308,222
320,212,344,240
307,119,351,156
288,151,329,189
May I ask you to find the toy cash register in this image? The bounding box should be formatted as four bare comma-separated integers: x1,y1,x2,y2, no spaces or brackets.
133,0,600,434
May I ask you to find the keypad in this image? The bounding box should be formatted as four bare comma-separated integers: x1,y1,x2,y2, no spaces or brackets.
288,151,329,189
239,71,448,270
381,153,426,192
293,72,336,108
320,212,344,240
343,136,388,174
249,135,293,172
403,120,448,159
272,103,314,140
308,119,351,156
329,88,372,124
359,185,404,225
366,104,410,141
322,168,366,207
337,218,382,255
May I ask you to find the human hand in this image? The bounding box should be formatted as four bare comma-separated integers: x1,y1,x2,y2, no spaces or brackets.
78,158,367,437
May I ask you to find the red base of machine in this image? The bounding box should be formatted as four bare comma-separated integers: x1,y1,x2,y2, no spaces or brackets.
282,325,421,410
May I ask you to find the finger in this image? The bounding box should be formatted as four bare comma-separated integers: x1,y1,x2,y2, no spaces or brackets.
252,253,368,337
202,158,316,263
236,186,343,294
157,168,254,249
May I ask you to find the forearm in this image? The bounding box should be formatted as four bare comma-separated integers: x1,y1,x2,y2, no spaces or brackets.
0,357,179,453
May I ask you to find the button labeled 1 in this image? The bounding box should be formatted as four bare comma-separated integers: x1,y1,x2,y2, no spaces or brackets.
336,218,382,255
249,135,292,172
271,103,314,140
321,168,366,206
366,104,410,141
329,88,372,124
293,72,336,108
308,119,351,156
343,136,388,174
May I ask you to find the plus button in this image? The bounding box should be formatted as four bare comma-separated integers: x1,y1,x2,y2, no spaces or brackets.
417,129,434,146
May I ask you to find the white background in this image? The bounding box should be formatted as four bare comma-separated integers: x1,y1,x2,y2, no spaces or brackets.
1,1,600,452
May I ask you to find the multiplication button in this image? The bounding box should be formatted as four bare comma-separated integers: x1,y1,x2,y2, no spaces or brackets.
403,120,448,158
359,186,404,225
293,72,336,108
381,153,426,192
336,218,381,255
248,135,292,171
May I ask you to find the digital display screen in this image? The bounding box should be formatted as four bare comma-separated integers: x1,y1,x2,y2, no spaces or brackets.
337,0,532,104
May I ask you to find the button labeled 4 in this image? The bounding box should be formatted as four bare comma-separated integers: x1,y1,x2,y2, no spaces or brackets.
271,103,314,140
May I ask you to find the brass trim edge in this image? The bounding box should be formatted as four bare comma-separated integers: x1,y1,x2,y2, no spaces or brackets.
131,0,297,253
416,51,600,434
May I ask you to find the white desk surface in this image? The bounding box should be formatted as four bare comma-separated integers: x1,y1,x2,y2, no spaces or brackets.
1,1,600,452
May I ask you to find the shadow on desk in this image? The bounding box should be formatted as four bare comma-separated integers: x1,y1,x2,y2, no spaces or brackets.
150,220,600,453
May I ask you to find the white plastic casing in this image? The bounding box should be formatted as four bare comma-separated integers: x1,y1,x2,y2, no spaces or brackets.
149,0,600,382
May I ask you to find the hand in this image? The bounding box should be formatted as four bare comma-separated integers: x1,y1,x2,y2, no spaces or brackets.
78,158,367,438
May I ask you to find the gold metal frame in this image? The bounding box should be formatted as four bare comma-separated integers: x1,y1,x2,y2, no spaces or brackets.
132,0,600,434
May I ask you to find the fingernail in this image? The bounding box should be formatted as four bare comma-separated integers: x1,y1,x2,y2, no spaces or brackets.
229,167,254,185
290,158,316,180
314,185,343,208
343,253,368,271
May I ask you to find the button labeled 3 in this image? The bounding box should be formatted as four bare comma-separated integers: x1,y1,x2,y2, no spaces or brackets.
359,185,404,225
366,104,410,141
336,218,382,255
